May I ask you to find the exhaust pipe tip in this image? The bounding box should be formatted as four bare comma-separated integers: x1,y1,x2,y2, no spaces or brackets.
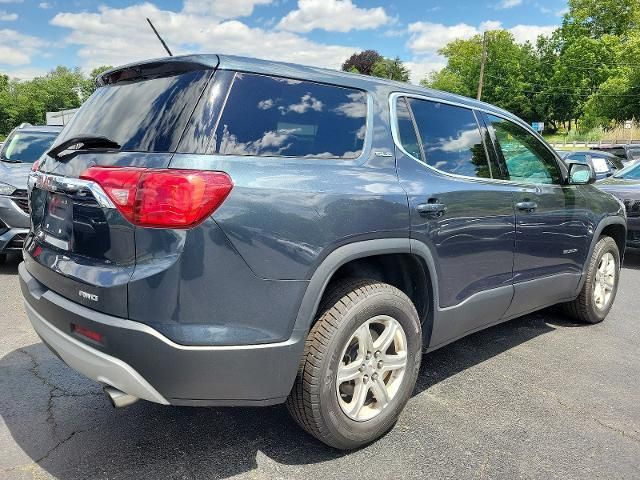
104,386,139,408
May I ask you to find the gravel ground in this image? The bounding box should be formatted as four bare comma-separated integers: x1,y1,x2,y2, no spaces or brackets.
1,251,639,479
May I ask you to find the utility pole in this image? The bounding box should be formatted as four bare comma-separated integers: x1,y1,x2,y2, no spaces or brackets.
477,31,488,101
146,18,173,57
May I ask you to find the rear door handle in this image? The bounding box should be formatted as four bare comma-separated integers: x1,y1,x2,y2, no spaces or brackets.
417,202,447,217
515,201,538,212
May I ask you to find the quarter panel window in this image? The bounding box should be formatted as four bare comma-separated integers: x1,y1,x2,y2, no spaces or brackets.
395,97,422,161
406,98,492,178
485,114,562,185
212,73,367,159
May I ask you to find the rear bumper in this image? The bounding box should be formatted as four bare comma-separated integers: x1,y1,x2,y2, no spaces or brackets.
20,262,306,406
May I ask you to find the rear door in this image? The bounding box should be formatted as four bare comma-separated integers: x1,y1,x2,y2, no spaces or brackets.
25,60,216,317
393,96,517,346
482,113,590,317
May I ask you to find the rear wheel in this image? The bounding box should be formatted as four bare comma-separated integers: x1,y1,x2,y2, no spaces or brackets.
286,279,422,450
564,236,620,324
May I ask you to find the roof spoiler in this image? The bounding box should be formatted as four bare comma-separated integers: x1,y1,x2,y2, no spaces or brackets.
96,56,220,87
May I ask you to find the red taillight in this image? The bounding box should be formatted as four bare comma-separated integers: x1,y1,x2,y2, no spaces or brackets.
72,324,103,343
31,160,40,172
80,167,233,228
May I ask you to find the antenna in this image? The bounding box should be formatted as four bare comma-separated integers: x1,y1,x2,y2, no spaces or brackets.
146,18,173,57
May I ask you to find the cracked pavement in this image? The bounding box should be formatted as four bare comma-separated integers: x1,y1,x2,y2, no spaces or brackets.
1,251,640,479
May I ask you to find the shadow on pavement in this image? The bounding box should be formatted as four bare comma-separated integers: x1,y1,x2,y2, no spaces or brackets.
0,306,576,479
623,248,640,270
0,252,21,276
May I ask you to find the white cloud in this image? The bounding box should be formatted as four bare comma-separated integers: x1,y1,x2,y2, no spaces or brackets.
38,2,51,9
50,3,358,72
479,20,502,31
0,29,46,65
405,58,447,85
183,0,272,19
0,10,17,20
277,0,389,33
496,0,522,9
509,24,556,44
408,22,478,55
408,20,556,56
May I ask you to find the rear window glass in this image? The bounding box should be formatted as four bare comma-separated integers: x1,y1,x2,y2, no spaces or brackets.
406,98,492,178
52,70,211,153
212,73,367,159
1,131,59,163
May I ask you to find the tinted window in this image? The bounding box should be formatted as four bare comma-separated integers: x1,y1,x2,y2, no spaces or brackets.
567,153,587,162
395,97,422,160
486,114,561,185
0,131,59,163
213,73,367,159
406,99,491,178
54,70,211,153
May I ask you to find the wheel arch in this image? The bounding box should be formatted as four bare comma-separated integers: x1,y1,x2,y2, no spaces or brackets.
293,238,437,346
576,216,627,293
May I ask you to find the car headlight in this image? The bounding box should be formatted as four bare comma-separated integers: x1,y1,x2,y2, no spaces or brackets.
0,182,16,196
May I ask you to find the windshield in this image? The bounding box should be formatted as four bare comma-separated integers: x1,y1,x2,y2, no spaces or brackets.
613,161,640,179
0,131,59,163
52,69,211,154
628,148,640,160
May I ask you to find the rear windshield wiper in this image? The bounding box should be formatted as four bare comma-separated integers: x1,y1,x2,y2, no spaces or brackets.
47,135,121,160
1,158,22,163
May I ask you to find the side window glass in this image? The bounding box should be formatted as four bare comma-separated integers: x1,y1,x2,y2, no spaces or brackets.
213,73,367,159
395,97,422,161
485,114,561,185
407,98,492,178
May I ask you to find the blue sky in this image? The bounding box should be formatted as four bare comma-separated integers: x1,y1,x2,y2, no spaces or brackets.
0,0,568,83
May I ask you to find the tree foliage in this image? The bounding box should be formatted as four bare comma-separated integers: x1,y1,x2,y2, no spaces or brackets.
0,65,111,137
341,50,383,76
420,0,640,131
371,57,411,82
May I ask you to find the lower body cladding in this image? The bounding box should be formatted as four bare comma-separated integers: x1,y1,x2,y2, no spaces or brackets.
628,217,640,248
19,263,307,407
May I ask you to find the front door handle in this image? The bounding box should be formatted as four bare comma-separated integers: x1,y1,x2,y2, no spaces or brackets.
515,201,538,212
417,202,447,218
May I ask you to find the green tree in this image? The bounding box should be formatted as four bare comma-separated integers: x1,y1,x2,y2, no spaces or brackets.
371,57,410,82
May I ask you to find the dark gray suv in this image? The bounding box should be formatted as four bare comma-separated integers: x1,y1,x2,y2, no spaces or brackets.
20,55,626,450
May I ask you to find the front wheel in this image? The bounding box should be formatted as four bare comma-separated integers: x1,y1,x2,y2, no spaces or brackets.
563,236,620,324
286,279,422,450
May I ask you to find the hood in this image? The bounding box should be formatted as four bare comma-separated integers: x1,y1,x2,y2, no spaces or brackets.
0,161,32,190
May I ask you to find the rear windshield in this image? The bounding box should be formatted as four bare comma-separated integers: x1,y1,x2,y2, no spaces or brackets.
52,69,211,153
0,131,59,163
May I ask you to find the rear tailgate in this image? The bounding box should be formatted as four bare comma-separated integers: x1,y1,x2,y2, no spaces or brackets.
24,58,217,317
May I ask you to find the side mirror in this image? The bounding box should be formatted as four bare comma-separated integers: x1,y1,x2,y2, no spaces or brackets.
568,162,596,185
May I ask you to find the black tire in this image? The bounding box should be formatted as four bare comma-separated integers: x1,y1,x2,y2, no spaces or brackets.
0,253,6,264
563,236,620,324
286,278,422,450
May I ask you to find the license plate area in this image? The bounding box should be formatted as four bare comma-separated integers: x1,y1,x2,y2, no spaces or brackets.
39,193,73,250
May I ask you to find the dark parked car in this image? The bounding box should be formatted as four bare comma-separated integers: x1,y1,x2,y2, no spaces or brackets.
591,144,640,165
558,150,623,180
598,161,640,248
21,55,626,449
0,124,62,262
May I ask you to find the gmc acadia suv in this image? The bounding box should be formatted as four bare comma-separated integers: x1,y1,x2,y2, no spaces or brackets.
20,55,626,450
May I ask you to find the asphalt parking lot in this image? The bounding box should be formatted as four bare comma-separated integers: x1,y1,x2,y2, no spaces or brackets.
1,252,639,480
